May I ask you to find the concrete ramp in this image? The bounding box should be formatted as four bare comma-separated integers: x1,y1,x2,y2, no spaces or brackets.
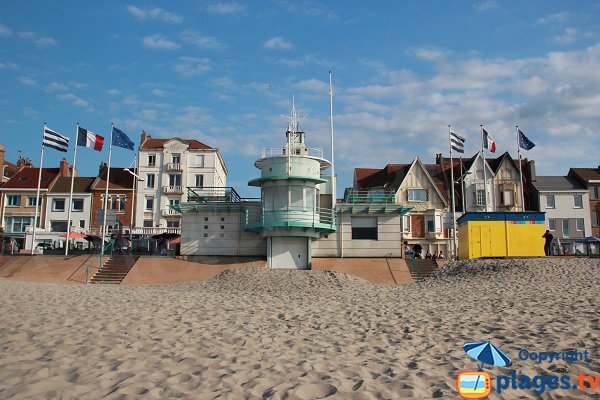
311,258,414,285
0,255,94,284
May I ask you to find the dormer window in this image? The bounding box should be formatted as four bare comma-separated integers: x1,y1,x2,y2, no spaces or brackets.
408,189,428,202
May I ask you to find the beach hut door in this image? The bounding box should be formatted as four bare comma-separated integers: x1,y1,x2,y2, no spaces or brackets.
470,226,492,258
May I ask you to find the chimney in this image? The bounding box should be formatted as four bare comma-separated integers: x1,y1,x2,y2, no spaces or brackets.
69,165,78,177
99,161,107,175
17,156,27,170
140,130,149,146
528,160,537,182
59,158,69,177
435,153,442,165
0,144,4,180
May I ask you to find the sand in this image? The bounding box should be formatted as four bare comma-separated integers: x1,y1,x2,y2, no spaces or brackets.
0,258,598,399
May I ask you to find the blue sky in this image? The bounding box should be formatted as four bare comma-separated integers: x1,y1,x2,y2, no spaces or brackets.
1,1,599,197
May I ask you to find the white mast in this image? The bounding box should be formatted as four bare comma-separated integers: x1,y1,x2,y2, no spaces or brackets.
481,125,488,212
101,124,114,254
329,71,336,206
65,123,79,256
516,125,526,211
31,123,46,254
449,125,457,260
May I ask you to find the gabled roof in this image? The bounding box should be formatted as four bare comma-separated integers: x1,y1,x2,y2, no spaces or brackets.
354,164,410,190
0,167,60,189
569,167,600,183
487,151,521,175
405,157,448,206
90,167,134,190
3,161,17,178
533,176,587,192
49,177,95,193
140,137,212,150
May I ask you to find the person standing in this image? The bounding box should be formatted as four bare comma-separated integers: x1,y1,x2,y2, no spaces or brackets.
542,230,553,256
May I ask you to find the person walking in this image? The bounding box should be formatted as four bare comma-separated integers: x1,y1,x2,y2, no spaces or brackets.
542,230,553,256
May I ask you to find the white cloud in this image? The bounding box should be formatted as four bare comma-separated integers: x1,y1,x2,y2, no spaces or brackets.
0,23,11,37
0,62,17,69
535,11,570,26
19,31,35,39
35,37,57,47
553,28,578,45
207,2,245,14
106,89,121,96
412,46,450,62
58,93,89,107
18,76,37,86
475,1,499,12
126,5,183,23
264,36,292,50
180,31,224,49
294,78,328,93
173,56,211,76
151,89,165,97
142,34,180,50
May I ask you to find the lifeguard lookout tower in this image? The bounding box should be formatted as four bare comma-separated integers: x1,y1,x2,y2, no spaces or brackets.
245,100,336,269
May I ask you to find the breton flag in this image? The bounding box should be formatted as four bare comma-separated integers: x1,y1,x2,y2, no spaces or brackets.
450,131,466,153
77,126,104,151
518,129,536,150
111,126,134,150
43,127,69,152
482,128,496,153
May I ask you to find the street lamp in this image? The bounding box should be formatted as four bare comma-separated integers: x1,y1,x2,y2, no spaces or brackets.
455,171,472,213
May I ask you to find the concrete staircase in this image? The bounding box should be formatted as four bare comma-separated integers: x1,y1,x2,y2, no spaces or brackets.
91,255,139,284
407,258,438,281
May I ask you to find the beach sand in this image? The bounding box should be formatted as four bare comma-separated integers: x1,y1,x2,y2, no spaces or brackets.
0,258,598,399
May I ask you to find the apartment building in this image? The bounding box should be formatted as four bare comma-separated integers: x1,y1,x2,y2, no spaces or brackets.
135,131,227,235
569,167,600,237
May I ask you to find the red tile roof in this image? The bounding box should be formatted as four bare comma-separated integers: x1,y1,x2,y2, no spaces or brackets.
570,167,600,182
140,137,212,150
91,167,134,190
0,168,60,189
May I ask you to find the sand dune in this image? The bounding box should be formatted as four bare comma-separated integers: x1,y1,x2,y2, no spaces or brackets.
0,258,598,399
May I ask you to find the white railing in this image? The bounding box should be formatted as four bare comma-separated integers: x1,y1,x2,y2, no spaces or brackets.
161,208,181,217
163,186,184,194
131,227,181,235
261,147,324,159
166,163,183,171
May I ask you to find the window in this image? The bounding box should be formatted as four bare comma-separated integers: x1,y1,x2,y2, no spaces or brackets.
143,220,153,228
110,196,125,212
221,217,225,222
27,197,37,207
220,225,225,230
204,217,209,222
79,220,85,228
402,215,411,233
72,199,84,212
501,190,514,206
203,233,208,238
195,174,204,187
146,174,155,188
196,155,205,167
573,195,583,209
148,154,156,167
204,225,208,229
426,215,435,233
169,174,181,187
351,217,377,240
477,190,486,206
50,220,68,232
590,186,599,200
546,195,555,209
7,195,20,207
53,198,66,211
548,219,556,231
4,216,32,233
562,219,570,237
576,219,584,231
167,220,180,228
145,198,154,211
501,170,513,179
172,153,181,164
169,199,180,207
408,189,428,202
592,211,600,227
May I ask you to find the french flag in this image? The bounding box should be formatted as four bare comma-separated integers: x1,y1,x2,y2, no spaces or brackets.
77,126,104,151
482,128,496,153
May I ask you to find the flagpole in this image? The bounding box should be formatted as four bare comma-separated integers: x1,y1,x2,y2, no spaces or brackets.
65,123,79,256
101,124,114,255
516,126,525,212
481,125,488,212
31,124,47,254
460,156,466,212
329,71,336,209
449,125,457,260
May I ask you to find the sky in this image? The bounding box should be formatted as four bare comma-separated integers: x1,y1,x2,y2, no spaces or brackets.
1,1,599,198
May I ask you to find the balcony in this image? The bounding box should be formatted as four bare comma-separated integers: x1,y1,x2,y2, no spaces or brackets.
166,163,183,172
187,187,243,203
131,227,181,236
161,208,182,218
163,186,184,195
243,207,336,234
343,188,396,204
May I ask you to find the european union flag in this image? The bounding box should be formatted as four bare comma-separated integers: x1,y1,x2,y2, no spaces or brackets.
518,129,536,151
112,126,134,150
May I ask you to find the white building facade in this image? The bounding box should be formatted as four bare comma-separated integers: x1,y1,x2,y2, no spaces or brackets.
134,133,227,235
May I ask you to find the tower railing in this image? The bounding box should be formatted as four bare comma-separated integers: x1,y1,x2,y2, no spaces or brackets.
243,206,336,231
260,147,324,159
343,188,396,204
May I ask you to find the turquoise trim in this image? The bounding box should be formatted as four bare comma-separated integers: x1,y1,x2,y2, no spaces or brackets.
336,204,413,215
248,175,327,186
